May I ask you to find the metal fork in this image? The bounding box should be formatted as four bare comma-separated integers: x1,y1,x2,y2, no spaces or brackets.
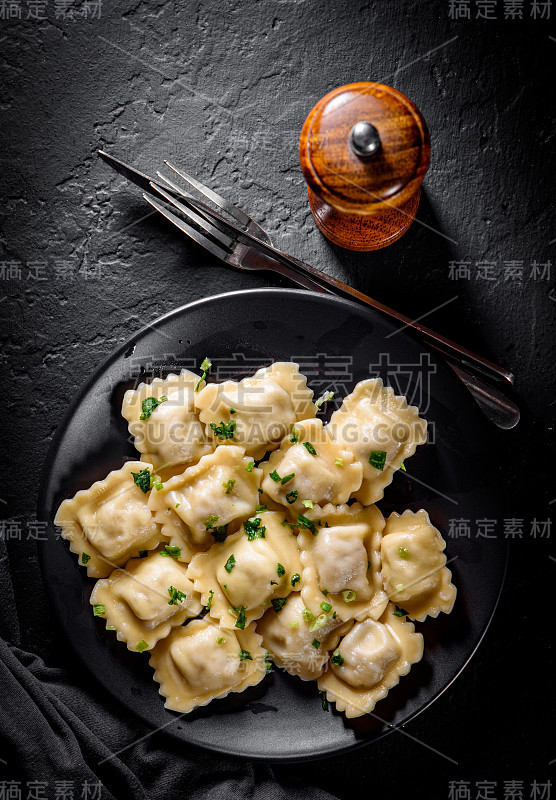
99,151,519,429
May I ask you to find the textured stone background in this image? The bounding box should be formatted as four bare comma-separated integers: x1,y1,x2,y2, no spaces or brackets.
1,0,554,796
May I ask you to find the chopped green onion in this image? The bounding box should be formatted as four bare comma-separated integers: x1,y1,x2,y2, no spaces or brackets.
281,472,295,485
342,590,357,603
160,544,181,558
92,603,105,616
369,450,387,471
224,554,236,573
319,690,329,711
320,601,332,613
175,503,180,508
244,517,266,540
265,653,273,673
131,468,151,493
398,547,410,559
291,573,301,587
289,620,299,629
106,624,116,631
302,499,314,509
238,649,253,661
222,479,236,495
195,357,212,391
330,649,344,666
136,640,149,652
277,563,285,577
315,390,334,410
286,490,298,504
290,428,300,444
334,457,344,467
269,470,281,482
297,513,318,536
216,636,226,645
205,589,214,610
311,639,320,649
393,606,409,617
167,585,186,605
321,589,329,596
140,395,168,420
255,504,268,512
302,608,315,623
310,614,328,632
81,553,91,564
229,408,236,414
271,597,288,612
400,461,407,472
245,461,255,472
152,475,164,491
303,441,317,455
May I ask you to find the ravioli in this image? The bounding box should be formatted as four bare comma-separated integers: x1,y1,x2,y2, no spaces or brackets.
150,619,266,713
381,509,457,621
257,593,353,681
261,418,362,513
298,503,388,624
90,549,203,651
318,603,424,718
148,446,262,562
54,461,163,578
187,510,302,630
329,378,427,504
122,370,212,473
194,362,315,460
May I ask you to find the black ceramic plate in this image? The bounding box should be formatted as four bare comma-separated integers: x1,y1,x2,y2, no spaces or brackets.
38,288,506,762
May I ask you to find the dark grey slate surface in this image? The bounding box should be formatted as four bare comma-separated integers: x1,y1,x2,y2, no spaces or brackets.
0,0,554,797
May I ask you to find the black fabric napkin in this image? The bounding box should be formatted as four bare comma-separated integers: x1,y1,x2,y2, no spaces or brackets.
0,539,338,800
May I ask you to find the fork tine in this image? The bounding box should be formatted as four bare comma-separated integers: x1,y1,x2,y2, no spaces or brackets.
149,181,234,249
164,160,251,227
142,192,231,262
155,171,234,239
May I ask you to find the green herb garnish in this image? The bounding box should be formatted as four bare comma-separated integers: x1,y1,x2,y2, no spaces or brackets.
92,603,105,616
280,472,295,485
271,597,288,612
229,408,236,414
224,554,236,573
290,428,300,443
216,636,226,645
269,470,281,482
140,395,167,420
265,653,273,673
310,613,328,632
81,553,91,564
297,513,318,536
204,514,220,530
244,517,266,540
369,450,387,471
210,524,228,542
393,606,409,617
330,649,344,666
319,690,329,711
238,649,253,661
206,589,214,610
286,490,298,504
315,390,334,410
245,461,255,472
342,590,356,603
398,547,410,559
400,461,407,472
302,441,317,456
222,479,236,495
195,357,212,391
302,608,315,623
210,420,236,440
233,605,247,630
291,573,301,587
311,639,320,649
302,499,314,509
131,468,151,493
320,601,332,613
168,585,186,605
255,504,268,513
335,457,344,467
160,544,181,558
151,475,164,491
277,563,285,577
136,640,149,652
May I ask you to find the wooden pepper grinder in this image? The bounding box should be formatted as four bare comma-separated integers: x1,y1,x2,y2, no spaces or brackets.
299,82,431,251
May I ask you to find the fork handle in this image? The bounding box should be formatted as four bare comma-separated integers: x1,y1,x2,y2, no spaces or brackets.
239,248,520,429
